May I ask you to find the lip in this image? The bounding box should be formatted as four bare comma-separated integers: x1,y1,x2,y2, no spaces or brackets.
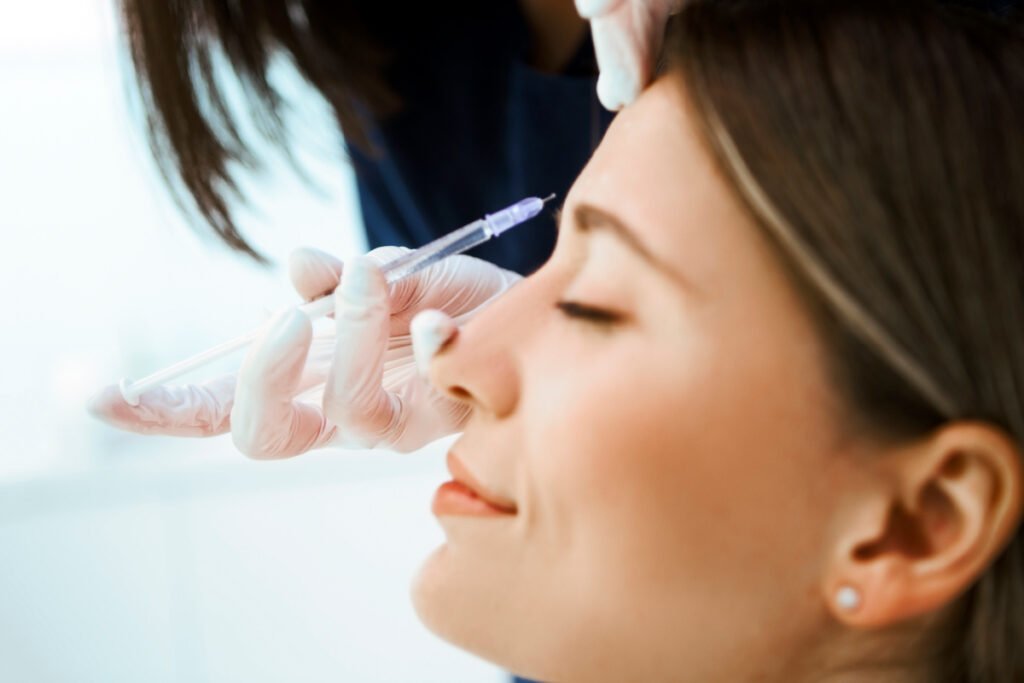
432,451,517,517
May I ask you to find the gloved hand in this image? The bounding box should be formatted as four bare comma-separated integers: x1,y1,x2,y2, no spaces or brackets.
575,0,681,111
87,246,521,456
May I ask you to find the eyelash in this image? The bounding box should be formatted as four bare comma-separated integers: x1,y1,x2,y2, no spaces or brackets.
555,300,622,326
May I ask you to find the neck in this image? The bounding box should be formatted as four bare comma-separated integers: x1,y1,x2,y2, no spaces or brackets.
787,619,931,683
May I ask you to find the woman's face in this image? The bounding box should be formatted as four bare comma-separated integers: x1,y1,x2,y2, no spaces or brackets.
412,77,857,682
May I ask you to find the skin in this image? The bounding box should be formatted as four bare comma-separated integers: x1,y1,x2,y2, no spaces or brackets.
518,0,588,72
411,76,1023,682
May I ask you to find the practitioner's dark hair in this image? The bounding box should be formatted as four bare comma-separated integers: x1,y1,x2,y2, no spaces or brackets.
116,1,398,262
669,2,1024,681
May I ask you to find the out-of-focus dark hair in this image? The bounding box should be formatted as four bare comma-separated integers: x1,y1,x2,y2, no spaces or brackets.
117,1,398,262
668,1,1023,681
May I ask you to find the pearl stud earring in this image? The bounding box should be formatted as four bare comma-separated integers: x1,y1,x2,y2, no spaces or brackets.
836,585,862,612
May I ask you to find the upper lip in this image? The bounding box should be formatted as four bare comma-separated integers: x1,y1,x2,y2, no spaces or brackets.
445,450,518,514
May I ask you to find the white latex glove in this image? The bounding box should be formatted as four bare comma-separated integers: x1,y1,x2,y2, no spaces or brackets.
576,0,681,110
88,246,520,456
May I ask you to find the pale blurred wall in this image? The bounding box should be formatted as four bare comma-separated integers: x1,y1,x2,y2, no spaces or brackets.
0,1,501,680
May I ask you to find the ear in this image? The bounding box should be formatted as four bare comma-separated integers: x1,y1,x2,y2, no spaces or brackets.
823,422,1023,627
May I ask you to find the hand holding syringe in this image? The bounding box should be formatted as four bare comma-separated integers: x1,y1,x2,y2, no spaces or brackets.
116,195,554,407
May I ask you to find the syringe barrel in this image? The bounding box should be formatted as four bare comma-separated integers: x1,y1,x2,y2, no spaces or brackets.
378,196,546,284
483,197,545,236
300,195,550,315
380,220,489,284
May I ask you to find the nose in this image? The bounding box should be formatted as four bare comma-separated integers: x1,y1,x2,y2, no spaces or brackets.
424,287,526,420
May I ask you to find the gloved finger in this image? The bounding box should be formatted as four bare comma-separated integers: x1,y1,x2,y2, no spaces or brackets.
231,308,336,459
289,247,343,301
323,255,401,447
591,12,648,110
410,309,458,378
86,374,236,437
290,245,418,319
362,246,419,320
590,1,673,111
575,0,625,19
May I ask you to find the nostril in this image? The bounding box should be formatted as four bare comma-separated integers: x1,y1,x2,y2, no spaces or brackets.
448,385,472,401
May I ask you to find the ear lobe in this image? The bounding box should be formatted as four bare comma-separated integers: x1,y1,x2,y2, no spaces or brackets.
825,423,1024,628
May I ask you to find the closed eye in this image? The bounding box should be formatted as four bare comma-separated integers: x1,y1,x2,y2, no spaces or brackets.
555,300,622,325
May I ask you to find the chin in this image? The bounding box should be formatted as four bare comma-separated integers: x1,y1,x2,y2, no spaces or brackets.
410,544,526,674
410,543,488,649
410,543,574,683
410,544,448,631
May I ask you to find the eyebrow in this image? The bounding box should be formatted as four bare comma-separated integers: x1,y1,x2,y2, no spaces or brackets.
562,202,696,292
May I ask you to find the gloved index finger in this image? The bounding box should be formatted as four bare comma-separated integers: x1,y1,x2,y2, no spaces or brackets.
591,11,649,111
575,0,625,18
588,0,676,111
289,247,343,301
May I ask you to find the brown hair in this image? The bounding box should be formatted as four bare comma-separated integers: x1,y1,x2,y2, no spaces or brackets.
116,1,398,262
668,1,1024,681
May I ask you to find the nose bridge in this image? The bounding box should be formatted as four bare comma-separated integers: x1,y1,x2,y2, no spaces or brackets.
430,277,544,418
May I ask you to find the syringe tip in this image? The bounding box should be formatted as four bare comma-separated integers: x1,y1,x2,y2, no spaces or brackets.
541,193,557,205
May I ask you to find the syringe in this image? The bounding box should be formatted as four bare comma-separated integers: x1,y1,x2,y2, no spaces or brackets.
119,194,556,406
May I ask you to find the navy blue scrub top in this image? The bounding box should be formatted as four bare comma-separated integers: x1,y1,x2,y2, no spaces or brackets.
342,3,1015,683
348,3,614,278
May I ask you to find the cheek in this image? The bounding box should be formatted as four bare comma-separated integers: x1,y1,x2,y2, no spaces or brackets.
521,316,836,616
522,330,706,600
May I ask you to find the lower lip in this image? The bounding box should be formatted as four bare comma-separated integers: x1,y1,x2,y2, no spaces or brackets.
431,480,516,517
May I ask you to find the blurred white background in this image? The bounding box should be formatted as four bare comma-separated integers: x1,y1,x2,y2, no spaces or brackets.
0,1,503,680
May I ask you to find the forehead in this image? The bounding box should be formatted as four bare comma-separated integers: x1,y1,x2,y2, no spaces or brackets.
568,76,762,289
